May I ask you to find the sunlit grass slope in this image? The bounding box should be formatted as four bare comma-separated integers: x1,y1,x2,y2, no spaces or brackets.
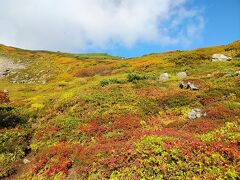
0,41,239,179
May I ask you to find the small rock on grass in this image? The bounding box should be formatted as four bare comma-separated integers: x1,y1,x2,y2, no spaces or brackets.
176,72,187,78
23,158,31,164
159,73,169,81
179,81,199,90
188,108,206,120
235,71,240,76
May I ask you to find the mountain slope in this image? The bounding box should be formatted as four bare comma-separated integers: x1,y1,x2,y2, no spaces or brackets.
0,41,240,179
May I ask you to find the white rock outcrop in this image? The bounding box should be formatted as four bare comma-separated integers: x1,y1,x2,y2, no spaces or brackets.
0,57,25,77
211,54,232,62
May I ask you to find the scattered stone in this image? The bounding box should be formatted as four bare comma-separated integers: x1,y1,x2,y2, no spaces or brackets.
188,108,203,120
0,72,7,76
23,158,31,164
188,82,199,90
235,71,240,76
20,80,27,84
211,54,232,62
176,72,187,78
0,57,25,79
179,81,199,90
160,73,169,81
3,89,9,93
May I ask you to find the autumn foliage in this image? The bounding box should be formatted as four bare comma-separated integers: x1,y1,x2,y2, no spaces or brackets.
0,91,9,103
0,41,240,179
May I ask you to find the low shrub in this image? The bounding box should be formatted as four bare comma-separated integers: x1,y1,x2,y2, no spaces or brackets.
112,135,239,179
127,73,147,82
204,88,240,99
139,98,161,116
100,78,126,87
109,78,126,84
0,92,9,103
100,79,110,87
163,95,190,108
164,50,209,66
33,142,74,177
76,64,115,77
182,119,222,134
54,117,80,129
0,128,32,178
0,106,26,129
205,105,235,120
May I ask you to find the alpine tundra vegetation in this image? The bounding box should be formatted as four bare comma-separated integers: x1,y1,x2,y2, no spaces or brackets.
0,40,239,179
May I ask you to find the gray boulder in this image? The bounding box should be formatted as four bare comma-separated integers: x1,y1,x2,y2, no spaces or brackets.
176,72,187,78
160,73,169,81
188,108,202,120
212,54,232,62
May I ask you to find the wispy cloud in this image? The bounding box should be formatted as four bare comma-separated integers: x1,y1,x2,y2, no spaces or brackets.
0,0,204,52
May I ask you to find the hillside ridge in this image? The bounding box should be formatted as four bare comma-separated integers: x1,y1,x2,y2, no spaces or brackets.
0,40,240,179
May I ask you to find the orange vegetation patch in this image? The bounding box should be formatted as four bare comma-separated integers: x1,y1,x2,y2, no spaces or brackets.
181,119,223,134
0,91,10,103
205,105,236,120
182,78,210,89
135,87,180,100
76,64,116,77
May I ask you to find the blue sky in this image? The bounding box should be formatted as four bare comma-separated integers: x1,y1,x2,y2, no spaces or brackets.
107,0,240,57
0,0,239,57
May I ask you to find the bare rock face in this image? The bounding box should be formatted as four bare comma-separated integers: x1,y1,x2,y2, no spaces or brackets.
211,54,232,62
159,73,169,81
0,57,25,78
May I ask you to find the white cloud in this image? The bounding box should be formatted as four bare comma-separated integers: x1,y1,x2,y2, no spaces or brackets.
0,0,204,52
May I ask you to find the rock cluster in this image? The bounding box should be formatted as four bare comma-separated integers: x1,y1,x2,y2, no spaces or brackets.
0,57,49,84
0,58,25,77
188,108,206,120
160,72,187,81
